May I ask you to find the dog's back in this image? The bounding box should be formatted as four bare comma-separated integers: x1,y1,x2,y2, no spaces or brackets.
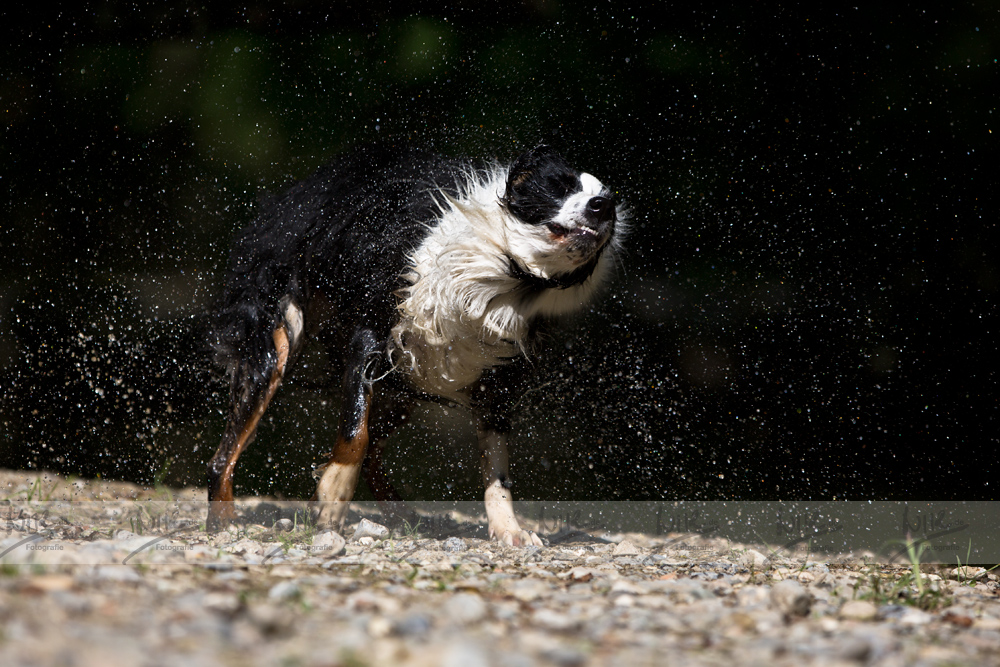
211,145,459,397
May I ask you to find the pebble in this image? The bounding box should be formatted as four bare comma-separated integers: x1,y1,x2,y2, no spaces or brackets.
442,536,467,552
268,581,301,602
352,518,389,541
770,579,813,617
612,540,641,557
311,530,346,557
442,592,487,625
532,608,580,632
394,612,433,636
738,549,770,570
204,592,242,615
839,600,878,621
90,566,143,583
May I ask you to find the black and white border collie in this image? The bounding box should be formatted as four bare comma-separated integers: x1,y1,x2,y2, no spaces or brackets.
207,143,625,546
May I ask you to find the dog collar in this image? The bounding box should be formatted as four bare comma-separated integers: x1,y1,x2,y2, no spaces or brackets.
506,254,601,291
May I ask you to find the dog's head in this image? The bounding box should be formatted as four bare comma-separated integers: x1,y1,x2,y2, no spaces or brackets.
500,145,619,289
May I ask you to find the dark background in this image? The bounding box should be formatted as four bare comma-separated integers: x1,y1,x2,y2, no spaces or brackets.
1,3,996,501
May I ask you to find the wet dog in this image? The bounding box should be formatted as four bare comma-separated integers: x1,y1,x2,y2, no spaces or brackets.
206,144,624,545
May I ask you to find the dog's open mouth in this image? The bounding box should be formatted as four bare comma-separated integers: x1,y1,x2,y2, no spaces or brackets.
548,222,614,254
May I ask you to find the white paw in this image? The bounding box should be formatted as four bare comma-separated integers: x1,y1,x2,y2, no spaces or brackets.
489,517,543,547
313,500,351,533
499,528,544,547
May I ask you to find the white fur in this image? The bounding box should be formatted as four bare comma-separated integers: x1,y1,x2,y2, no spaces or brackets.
389,165,625,402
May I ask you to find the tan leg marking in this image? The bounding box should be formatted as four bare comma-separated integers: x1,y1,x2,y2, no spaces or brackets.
314,394,371,532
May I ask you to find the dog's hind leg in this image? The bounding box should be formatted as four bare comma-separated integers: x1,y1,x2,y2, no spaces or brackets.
207,301,303,531
313,327,380,532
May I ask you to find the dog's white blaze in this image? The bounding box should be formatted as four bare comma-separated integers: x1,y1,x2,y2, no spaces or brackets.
389,165,622,403
579,172,603,195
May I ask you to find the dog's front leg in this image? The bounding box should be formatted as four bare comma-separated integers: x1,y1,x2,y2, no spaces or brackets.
314,328,379,533
478,426,543,547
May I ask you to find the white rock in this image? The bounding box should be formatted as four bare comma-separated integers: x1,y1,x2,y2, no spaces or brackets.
738,549,769,570
612,540,641,557
532,608,579,632
770,579,812,617
268,581,301,601
443,592,488,625
352,518,389,541
839,600,877,621
310,530,346,558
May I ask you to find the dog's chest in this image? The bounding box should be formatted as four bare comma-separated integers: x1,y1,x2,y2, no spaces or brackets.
389,318,517,402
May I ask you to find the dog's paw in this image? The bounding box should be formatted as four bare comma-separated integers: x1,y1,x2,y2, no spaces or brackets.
500,529,544,547
489,518,544,547
312,500,350,533
206,501,238,532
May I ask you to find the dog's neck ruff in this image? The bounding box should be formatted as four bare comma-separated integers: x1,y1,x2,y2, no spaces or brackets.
388,166,617,403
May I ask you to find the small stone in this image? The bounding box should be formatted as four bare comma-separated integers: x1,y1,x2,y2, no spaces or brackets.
836,638,872,661
274,518,294,532
226,538,263,556
612,540,641,556
950,566,987,581
738,549,769,570
443,536,467,552
394,612,433,636
201,562,234,572
560,567,597,582
541,646,588,667
443,592,487,625
268,581,301,602
839,600,877,621
508,579,550,602
610,580,645,595
973,616,1000,631
22,574,75,593
50,591,93,615
736,585,770,608
358,536,375,547
367,616,393,638
347,590,401,614
91,566,142,583
532,608,579,632
898,608,932,626
721,611,757,634
204,592,242,615
770,579,812,617
311,530,346,558
249,604,293,637
442,641,491,667
352,518,389,541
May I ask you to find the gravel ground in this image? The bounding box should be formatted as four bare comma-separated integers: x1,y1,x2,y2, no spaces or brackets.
1,470,999,667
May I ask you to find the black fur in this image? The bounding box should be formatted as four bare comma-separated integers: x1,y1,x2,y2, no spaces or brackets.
211,144,462,401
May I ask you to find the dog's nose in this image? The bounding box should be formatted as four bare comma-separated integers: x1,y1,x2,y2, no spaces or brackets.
583,196,616,228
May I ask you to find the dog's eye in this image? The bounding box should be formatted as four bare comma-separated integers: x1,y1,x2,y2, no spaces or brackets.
548,174,579,200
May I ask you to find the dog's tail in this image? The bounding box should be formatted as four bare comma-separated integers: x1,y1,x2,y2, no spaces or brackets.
209,252,306,424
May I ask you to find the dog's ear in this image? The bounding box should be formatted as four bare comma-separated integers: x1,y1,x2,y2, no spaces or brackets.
506,145,562,191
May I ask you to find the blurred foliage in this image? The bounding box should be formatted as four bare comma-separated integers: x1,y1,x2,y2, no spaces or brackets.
0,3,997,500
